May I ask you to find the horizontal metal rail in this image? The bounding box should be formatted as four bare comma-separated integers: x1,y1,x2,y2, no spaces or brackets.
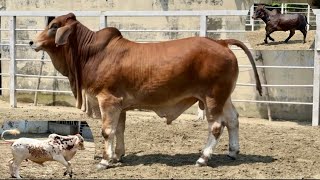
233,100,313,105
0,73,9,76
120,29,199,32
0,10,249,17
239,65,314,69
15,88,72,93
15,74,67,79
237,83,313,87
15,58,51,62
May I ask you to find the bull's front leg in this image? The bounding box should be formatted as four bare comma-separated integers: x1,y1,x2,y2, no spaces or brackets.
114,111,126,163
96,93,122,170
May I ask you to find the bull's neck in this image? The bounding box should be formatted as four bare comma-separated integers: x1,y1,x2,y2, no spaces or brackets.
71,23,95,67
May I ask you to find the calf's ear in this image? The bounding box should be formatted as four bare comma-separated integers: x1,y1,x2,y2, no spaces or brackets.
55,25,72,46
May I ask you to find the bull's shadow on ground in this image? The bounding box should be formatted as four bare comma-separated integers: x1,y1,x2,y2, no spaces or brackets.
120,152,275,168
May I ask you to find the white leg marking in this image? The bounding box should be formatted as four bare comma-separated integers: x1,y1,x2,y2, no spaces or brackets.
197,106,205,120
224,99,240,158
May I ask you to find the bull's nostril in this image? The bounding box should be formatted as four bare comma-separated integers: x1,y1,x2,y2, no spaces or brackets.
29,41,33,46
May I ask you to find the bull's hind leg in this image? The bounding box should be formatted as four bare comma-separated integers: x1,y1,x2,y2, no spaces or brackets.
224,99,240,159
114,111,126,163
96,93,122,170
285,29,295,43
196,96,227,166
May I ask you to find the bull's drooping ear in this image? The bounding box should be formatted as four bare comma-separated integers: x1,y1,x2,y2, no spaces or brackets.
55,25,72,46
66,13,76,22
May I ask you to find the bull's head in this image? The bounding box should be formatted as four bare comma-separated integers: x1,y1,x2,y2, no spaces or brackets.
29,13,102,119
252,4,266,20
29,13,77,77
29,13,77,51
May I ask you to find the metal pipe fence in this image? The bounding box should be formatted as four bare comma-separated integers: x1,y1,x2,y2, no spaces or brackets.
0,10,319,126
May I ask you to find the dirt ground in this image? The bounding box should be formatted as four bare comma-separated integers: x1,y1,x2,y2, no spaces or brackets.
246,30,315,50
1,100,320,179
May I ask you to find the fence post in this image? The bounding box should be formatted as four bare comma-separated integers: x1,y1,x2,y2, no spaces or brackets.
9,16,16,108
281,3,284,14
100,15,106,29
312,14,320,126
0,16,2,96
199,15,207,37
250,5,254,31
307,4,310,31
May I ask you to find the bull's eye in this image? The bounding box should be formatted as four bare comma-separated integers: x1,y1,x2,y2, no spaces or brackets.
50,23,59,30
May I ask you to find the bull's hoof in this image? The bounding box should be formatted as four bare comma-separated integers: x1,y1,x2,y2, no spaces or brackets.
264,41,268,44
227,150,239,160
96,163,109,171
63,171,68,176
112,154,124,163
227,155,236,160
284,40,289,43
195,158,207,167
11,175,22,179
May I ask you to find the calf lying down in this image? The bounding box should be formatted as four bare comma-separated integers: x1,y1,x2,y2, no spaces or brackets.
1,129,85,179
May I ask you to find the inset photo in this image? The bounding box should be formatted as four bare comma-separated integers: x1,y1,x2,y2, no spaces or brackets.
0,120,95,179
246,3,316,50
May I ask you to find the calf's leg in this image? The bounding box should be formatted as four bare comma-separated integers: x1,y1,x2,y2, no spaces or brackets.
8,158,14,177
285,29,295,43
12,158,24,179
53,155,73,178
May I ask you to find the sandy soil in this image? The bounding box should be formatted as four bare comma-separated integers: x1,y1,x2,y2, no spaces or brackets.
246,30,315,50
1,100,320,179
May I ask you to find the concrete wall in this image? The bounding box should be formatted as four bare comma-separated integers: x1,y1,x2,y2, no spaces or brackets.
233,50,313,121
0,121,48,133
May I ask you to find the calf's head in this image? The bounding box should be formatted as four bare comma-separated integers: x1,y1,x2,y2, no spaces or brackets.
75,134,85,150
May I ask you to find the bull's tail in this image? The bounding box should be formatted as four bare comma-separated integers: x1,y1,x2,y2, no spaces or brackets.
1,129,20,144
222,39,262,96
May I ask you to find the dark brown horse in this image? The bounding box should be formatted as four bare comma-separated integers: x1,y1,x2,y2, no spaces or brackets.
252,4,310,44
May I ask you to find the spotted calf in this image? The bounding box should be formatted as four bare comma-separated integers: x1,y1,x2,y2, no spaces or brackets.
1,129,85,179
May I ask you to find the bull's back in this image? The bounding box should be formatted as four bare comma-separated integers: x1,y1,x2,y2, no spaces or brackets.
111,37,238,105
